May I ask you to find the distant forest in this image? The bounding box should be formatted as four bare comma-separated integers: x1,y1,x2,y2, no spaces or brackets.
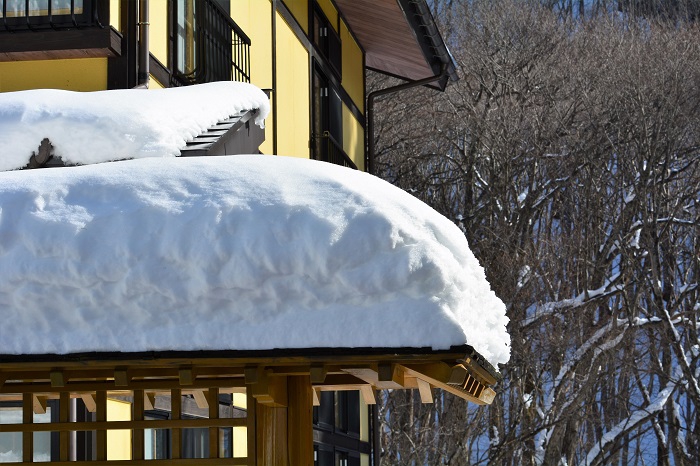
372,0,700,464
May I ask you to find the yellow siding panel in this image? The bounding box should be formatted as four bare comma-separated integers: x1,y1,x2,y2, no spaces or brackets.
282,0,308,34
149,0,169,65
275,12,310,158
316,0,337,31
107,399,132,460
231,0,274,154
343,104,365,171
340,20,364,113
0,58,107,92
110,0,120,30
149,74,165,89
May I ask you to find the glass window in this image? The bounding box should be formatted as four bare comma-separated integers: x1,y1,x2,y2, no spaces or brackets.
0,404,52,462
0,0,83,18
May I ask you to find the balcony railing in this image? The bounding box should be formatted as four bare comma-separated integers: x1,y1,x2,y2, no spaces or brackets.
1,0,103,31
174,0,250,85
315,131,358,170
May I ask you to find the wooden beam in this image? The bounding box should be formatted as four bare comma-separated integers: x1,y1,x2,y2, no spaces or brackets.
401,363,495,405
360,385,376,405
81,394,97,413
0,417,246,433
416,378,434,404
32,394,48,414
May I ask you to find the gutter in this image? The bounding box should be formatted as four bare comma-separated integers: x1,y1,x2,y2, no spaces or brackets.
365,64,448,175
137,0,149,87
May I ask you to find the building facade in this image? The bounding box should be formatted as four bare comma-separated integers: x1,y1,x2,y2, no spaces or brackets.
0,2,474,465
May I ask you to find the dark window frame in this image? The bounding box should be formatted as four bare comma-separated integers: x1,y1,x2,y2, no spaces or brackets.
0,0,105,31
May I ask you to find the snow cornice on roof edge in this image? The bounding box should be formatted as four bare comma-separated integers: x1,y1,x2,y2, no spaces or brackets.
0,82,270,172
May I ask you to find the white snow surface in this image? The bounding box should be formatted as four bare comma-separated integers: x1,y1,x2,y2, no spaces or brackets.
0,82,269,172
0,156,510,365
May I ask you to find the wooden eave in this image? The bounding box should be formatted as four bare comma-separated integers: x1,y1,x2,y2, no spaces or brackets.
334,0,457,86
0,346,500,406
0,27,121,62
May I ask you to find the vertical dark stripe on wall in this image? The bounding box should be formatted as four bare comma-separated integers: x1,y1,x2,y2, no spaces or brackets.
271,0,278,155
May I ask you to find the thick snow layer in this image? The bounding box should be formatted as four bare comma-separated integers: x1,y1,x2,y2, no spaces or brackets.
0,82,269,172
0,156,510,365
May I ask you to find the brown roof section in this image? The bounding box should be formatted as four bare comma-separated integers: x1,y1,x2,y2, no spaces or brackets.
335,0,457,86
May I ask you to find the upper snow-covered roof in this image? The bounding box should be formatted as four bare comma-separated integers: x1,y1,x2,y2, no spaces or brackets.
0,82,270,172
0,156,510,365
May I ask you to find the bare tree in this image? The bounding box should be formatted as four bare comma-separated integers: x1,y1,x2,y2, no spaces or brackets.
372,1,700,464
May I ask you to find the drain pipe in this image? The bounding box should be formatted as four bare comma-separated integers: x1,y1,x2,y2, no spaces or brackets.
366,64,447,175
137,0,150,87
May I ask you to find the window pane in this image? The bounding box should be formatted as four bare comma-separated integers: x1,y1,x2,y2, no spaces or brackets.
0,0,83,17
0,406,51,462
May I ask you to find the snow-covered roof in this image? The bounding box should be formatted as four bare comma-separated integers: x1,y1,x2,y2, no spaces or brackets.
0,82,270,172
0,156,510,366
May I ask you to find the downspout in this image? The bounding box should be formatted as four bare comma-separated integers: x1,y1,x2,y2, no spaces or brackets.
366,64,448,175
271,0,278,155
137,0,150,88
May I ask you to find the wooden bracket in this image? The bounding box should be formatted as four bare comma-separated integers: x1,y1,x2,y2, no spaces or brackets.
192,389,209,409
360,385,376,405
81,394,97,413
32,395,48,414
179,367,194,386
416,378,434,404
114,368,129,387
312,387,321,406
249,369,288,407
310,365,328,384
50,370,65,388
144,392,156,411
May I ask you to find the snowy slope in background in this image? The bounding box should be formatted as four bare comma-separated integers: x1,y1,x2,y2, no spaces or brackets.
0,156,510,365
0,82,270,172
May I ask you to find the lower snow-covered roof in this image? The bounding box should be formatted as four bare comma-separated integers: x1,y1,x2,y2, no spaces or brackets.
0,156,510,366
0,82,270,172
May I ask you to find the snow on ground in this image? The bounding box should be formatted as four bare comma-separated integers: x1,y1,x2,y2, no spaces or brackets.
0,156,510,365
0,82,269,172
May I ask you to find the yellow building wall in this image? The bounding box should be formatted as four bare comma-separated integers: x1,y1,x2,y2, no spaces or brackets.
343,105,364,171
107,398,132,460
275,12,310,158
149,0,169,66
0,58,107,92
316,0,337,31
341,20,364,113
231,0,274,153
282,0,308,33
109,0,120,30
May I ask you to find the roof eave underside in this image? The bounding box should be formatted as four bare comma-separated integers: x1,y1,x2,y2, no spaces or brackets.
335,0,458,90
0,345,500,381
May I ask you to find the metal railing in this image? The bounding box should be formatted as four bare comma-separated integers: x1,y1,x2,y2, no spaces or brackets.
1,0,102,32
315,132,358,170
174,0,250,85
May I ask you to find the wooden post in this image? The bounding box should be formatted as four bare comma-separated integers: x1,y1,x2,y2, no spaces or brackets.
256,376,288,466
287,376,313,466
132,389,145,460
59,392,70,462
22,393,33,463
208,388,219,458
96,391,107,461
171,388,182,459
